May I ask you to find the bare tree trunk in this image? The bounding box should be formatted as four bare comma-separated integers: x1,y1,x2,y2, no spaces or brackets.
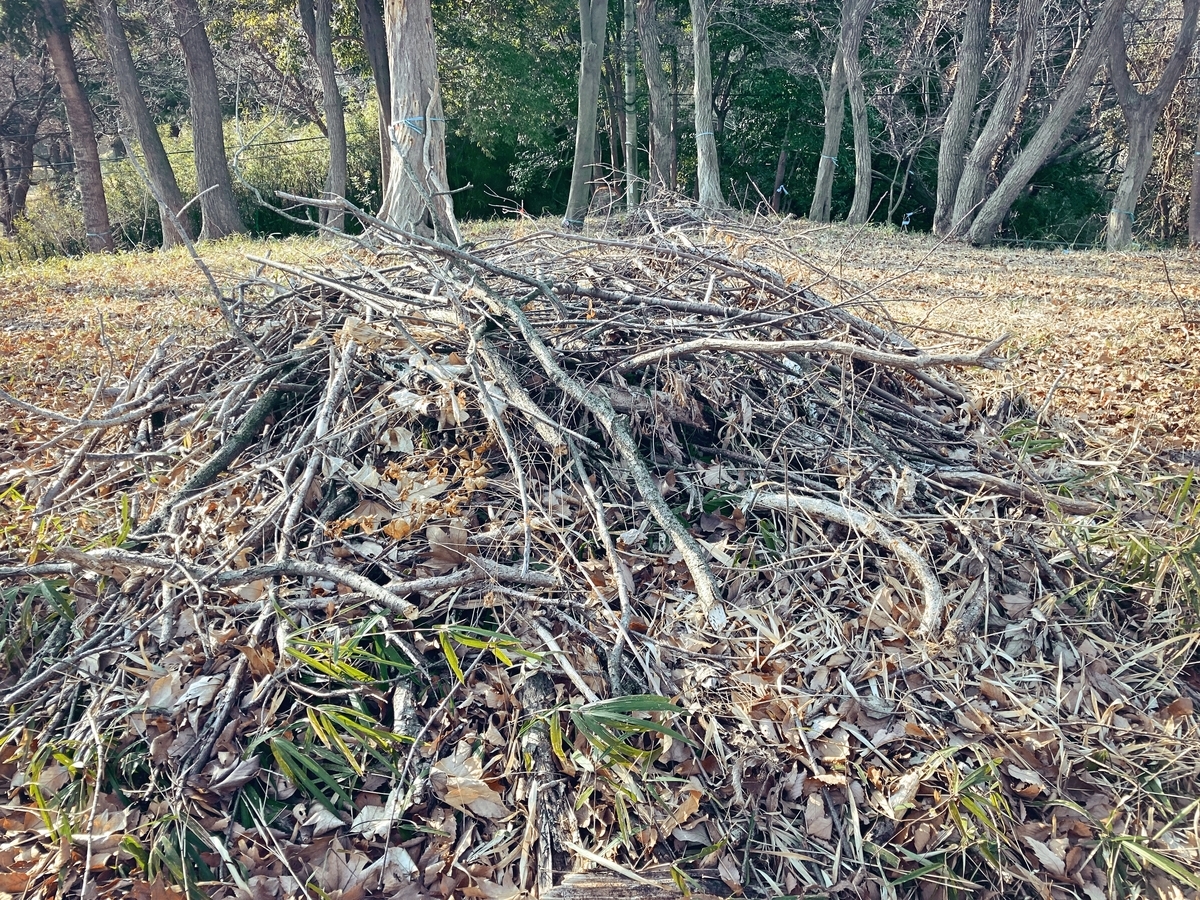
564,0,610,228
690,0,724,210
94,0,191,248
845,17,873,225
379,0,458,244
968,0,1126,246
771,145,787,212
356,0,392,188
624,0,638,210
670,42,679,190
38,0,113,252
300,0,348,231
1105,0,1198,250
637,0,674,200
949,0,1042,236
809,0,871,223
170,0,245,240
1191,114,1200,248
933,0,990,236
0,139,35,235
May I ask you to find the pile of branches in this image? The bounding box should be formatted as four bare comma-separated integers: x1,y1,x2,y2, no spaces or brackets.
2,216,1198,900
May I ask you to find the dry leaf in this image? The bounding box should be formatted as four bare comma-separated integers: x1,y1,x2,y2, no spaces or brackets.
430,743,509,819
804,793,833,840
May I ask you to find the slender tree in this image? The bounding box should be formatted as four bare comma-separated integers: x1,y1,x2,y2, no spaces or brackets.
637,0,674,199
968,0,1127,245
1105,0,1199,250
690,0,723,209
809,0,872,223
563,0,609,228
94,0,191,247
933,0,990,236
356,0,391,187
624,0,637,210
169,0,245,239
37,0,113,251
379,0,458,242
844,0,873,225
948,0,1042,236
299,0,348,231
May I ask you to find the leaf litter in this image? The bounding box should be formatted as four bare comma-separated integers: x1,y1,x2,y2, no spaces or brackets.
1,210,1198,900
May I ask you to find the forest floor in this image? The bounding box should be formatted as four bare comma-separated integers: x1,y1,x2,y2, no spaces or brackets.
6,222,1194,455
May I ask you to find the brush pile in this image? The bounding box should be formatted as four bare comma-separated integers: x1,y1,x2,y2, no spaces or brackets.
2,218,1198,900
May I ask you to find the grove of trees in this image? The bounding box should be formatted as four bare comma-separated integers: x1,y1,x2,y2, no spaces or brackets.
2,0,1200,252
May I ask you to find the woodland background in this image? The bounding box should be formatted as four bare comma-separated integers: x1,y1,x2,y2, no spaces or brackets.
2,0,1200,261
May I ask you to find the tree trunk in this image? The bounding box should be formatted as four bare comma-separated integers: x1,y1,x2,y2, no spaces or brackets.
933,0,990,236
690,0,724,210
564,0,610,228
170,0,246,240
38,0,114,252
1105,0,1198,250
624,0,638,210
771,145,787,212
94,0,191,248
968,0,1126,246
670,42,678,190
379,0,459,244
301,0,348,231
845,18,873,225
0,139,35,235
949,0,1042,237
356,0,392,188
1191,114,1200,248
809,0,871,223
637,0,673,200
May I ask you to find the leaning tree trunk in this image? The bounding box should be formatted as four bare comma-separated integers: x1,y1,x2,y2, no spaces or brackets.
356,0,392,189
968,0,1126,245
169,0,246,239
379,0,459,244
624,0,638,210
300,0,348,231
564,0,610,228
1105,0,1198,250
845,10,874,226
637,0,674,200
94,0,191,248
933,0,990,236
690,0,724,210
949,0,1042,237
39,0,114,252
809,0,870,223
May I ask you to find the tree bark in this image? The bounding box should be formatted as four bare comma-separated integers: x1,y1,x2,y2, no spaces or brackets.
564,0,610,228
169,0,246,240
94,0,191,248
809,0,871,223
1105,0,1198,250
690,0,724,210
949,0,1041,237
968,0,1126,245
637,0,674,200
38,0,114,252
0,138,35,235
771,145,787,213
379,0,459,244
624,0,638,210
933,0,990,236
845,16,873,225
300,0,348,231
356,0,392,188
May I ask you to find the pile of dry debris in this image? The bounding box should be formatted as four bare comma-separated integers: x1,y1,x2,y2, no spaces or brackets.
1,214,1197,900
